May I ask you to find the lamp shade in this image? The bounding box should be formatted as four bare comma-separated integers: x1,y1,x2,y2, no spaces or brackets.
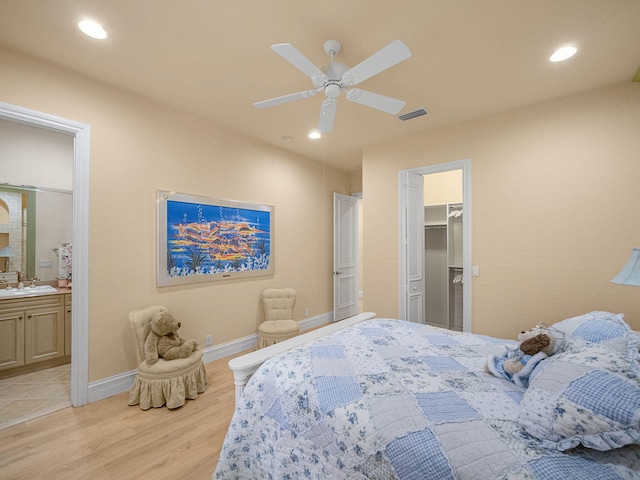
611,248,640,287
0,246,15,257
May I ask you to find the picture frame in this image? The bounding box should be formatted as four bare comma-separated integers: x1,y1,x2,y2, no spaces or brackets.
157,191,274,286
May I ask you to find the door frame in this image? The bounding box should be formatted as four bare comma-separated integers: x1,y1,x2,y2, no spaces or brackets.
333,192,359,321
0,101,90,406
398,159,472,331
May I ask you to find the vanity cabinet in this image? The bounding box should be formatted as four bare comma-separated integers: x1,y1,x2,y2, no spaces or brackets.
0,293,65,372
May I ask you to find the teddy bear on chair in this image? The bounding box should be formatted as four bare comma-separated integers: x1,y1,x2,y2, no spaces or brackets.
144,310,198,365
486,325,559,388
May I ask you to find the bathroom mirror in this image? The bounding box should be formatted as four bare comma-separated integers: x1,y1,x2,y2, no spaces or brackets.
0,184,72,282
0,116,74,283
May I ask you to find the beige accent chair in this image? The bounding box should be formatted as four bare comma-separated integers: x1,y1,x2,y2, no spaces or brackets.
258,288,299,349
128,305,207,410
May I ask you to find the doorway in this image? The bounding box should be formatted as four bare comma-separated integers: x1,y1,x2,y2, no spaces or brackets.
333,192,359,322
424,170,463,330
0,101,90,410
398,159,472,331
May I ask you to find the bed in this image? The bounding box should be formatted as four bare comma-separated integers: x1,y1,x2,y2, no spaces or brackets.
214,311,640,479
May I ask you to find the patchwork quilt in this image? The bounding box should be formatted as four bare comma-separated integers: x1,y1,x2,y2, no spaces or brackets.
214,319,640,479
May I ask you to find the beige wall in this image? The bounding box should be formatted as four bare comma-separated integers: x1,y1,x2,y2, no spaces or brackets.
0,118,73,191
0,46,351,383
424,169,462,206
363,82,640,338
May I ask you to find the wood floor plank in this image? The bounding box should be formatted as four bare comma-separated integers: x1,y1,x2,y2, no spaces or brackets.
0,351,246,480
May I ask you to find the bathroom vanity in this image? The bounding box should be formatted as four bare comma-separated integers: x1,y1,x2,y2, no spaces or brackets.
0,286,71,378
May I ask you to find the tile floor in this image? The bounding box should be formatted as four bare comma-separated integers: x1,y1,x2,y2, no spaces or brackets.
0,363,71,430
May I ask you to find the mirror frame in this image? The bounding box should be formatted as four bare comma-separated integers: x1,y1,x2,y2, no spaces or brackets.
0,185,36,279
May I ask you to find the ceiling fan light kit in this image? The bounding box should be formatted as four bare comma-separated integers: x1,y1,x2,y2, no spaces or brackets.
254,39,412,133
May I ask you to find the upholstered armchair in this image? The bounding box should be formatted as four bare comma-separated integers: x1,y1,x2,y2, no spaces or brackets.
258,288,299,349
128,305,207,409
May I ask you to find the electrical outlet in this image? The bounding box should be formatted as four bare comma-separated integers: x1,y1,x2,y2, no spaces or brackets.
304,308,309,317
38,260,53,268
205,335,212,347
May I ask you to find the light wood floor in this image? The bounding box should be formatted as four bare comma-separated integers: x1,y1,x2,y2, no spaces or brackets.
0,351,248,480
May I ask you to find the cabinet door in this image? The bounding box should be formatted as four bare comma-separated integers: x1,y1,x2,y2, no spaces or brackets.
24,306,65,364
0,310,25,371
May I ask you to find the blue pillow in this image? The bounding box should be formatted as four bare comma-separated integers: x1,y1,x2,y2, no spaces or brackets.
550,311,635,351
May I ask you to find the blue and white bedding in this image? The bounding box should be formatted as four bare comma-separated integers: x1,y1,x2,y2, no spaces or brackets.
214,317,640,479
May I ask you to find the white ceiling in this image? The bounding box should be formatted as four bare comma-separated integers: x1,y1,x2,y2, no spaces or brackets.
1,0,639,172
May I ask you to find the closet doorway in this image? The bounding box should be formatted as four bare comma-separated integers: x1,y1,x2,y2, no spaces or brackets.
424,171,463,330
398,159,472,331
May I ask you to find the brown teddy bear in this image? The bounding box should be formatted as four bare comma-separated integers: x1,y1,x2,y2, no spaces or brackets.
486,325,558,387
144,311,198,364
503,327,556,376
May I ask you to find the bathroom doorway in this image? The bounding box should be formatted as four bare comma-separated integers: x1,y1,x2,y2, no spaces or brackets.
0,101,90,426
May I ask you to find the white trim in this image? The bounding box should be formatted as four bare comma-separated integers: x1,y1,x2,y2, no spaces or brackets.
299,311,334,331
0,101,90,407
86,311,334,402
398,172,409,320
398,159,472,331
88,370,133,403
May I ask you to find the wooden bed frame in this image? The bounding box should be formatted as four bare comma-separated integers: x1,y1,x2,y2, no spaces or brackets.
228,311,376,405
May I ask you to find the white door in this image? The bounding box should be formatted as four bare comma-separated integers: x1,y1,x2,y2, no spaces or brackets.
333,193,359,322
403,173,425,323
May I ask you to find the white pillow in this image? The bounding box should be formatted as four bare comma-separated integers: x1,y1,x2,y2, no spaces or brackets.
518,336,640,451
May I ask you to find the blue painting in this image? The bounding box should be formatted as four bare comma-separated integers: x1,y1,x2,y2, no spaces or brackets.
157,191,273,286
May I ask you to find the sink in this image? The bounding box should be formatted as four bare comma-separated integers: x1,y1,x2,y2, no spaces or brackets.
0,285,58,298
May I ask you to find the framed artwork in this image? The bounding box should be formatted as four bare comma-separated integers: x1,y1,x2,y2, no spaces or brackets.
157,191,274,286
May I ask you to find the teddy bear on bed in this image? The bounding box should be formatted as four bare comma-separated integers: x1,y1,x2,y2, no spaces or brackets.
485,325,558,388
144,310,198,364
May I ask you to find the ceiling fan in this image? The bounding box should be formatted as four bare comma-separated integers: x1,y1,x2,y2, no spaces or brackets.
253,39,412,133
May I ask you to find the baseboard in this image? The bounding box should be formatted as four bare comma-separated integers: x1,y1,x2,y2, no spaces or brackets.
299,311,333,331
88,370,136,403
87,311,332,403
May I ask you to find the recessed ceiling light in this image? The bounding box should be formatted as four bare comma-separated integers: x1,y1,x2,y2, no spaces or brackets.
550,46,577,62
78,20,107,40
308,131,322,139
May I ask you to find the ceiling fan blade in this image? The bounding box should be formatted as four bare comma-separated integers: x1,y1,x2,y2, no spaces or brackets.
318,98,337,132
345,88,406,114
271,43,326,80
253,89,318,109
342,39,412,86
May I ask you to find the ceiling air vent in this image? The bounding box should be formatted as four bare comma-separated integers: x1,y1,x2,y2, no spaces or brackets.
398,107,428,121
